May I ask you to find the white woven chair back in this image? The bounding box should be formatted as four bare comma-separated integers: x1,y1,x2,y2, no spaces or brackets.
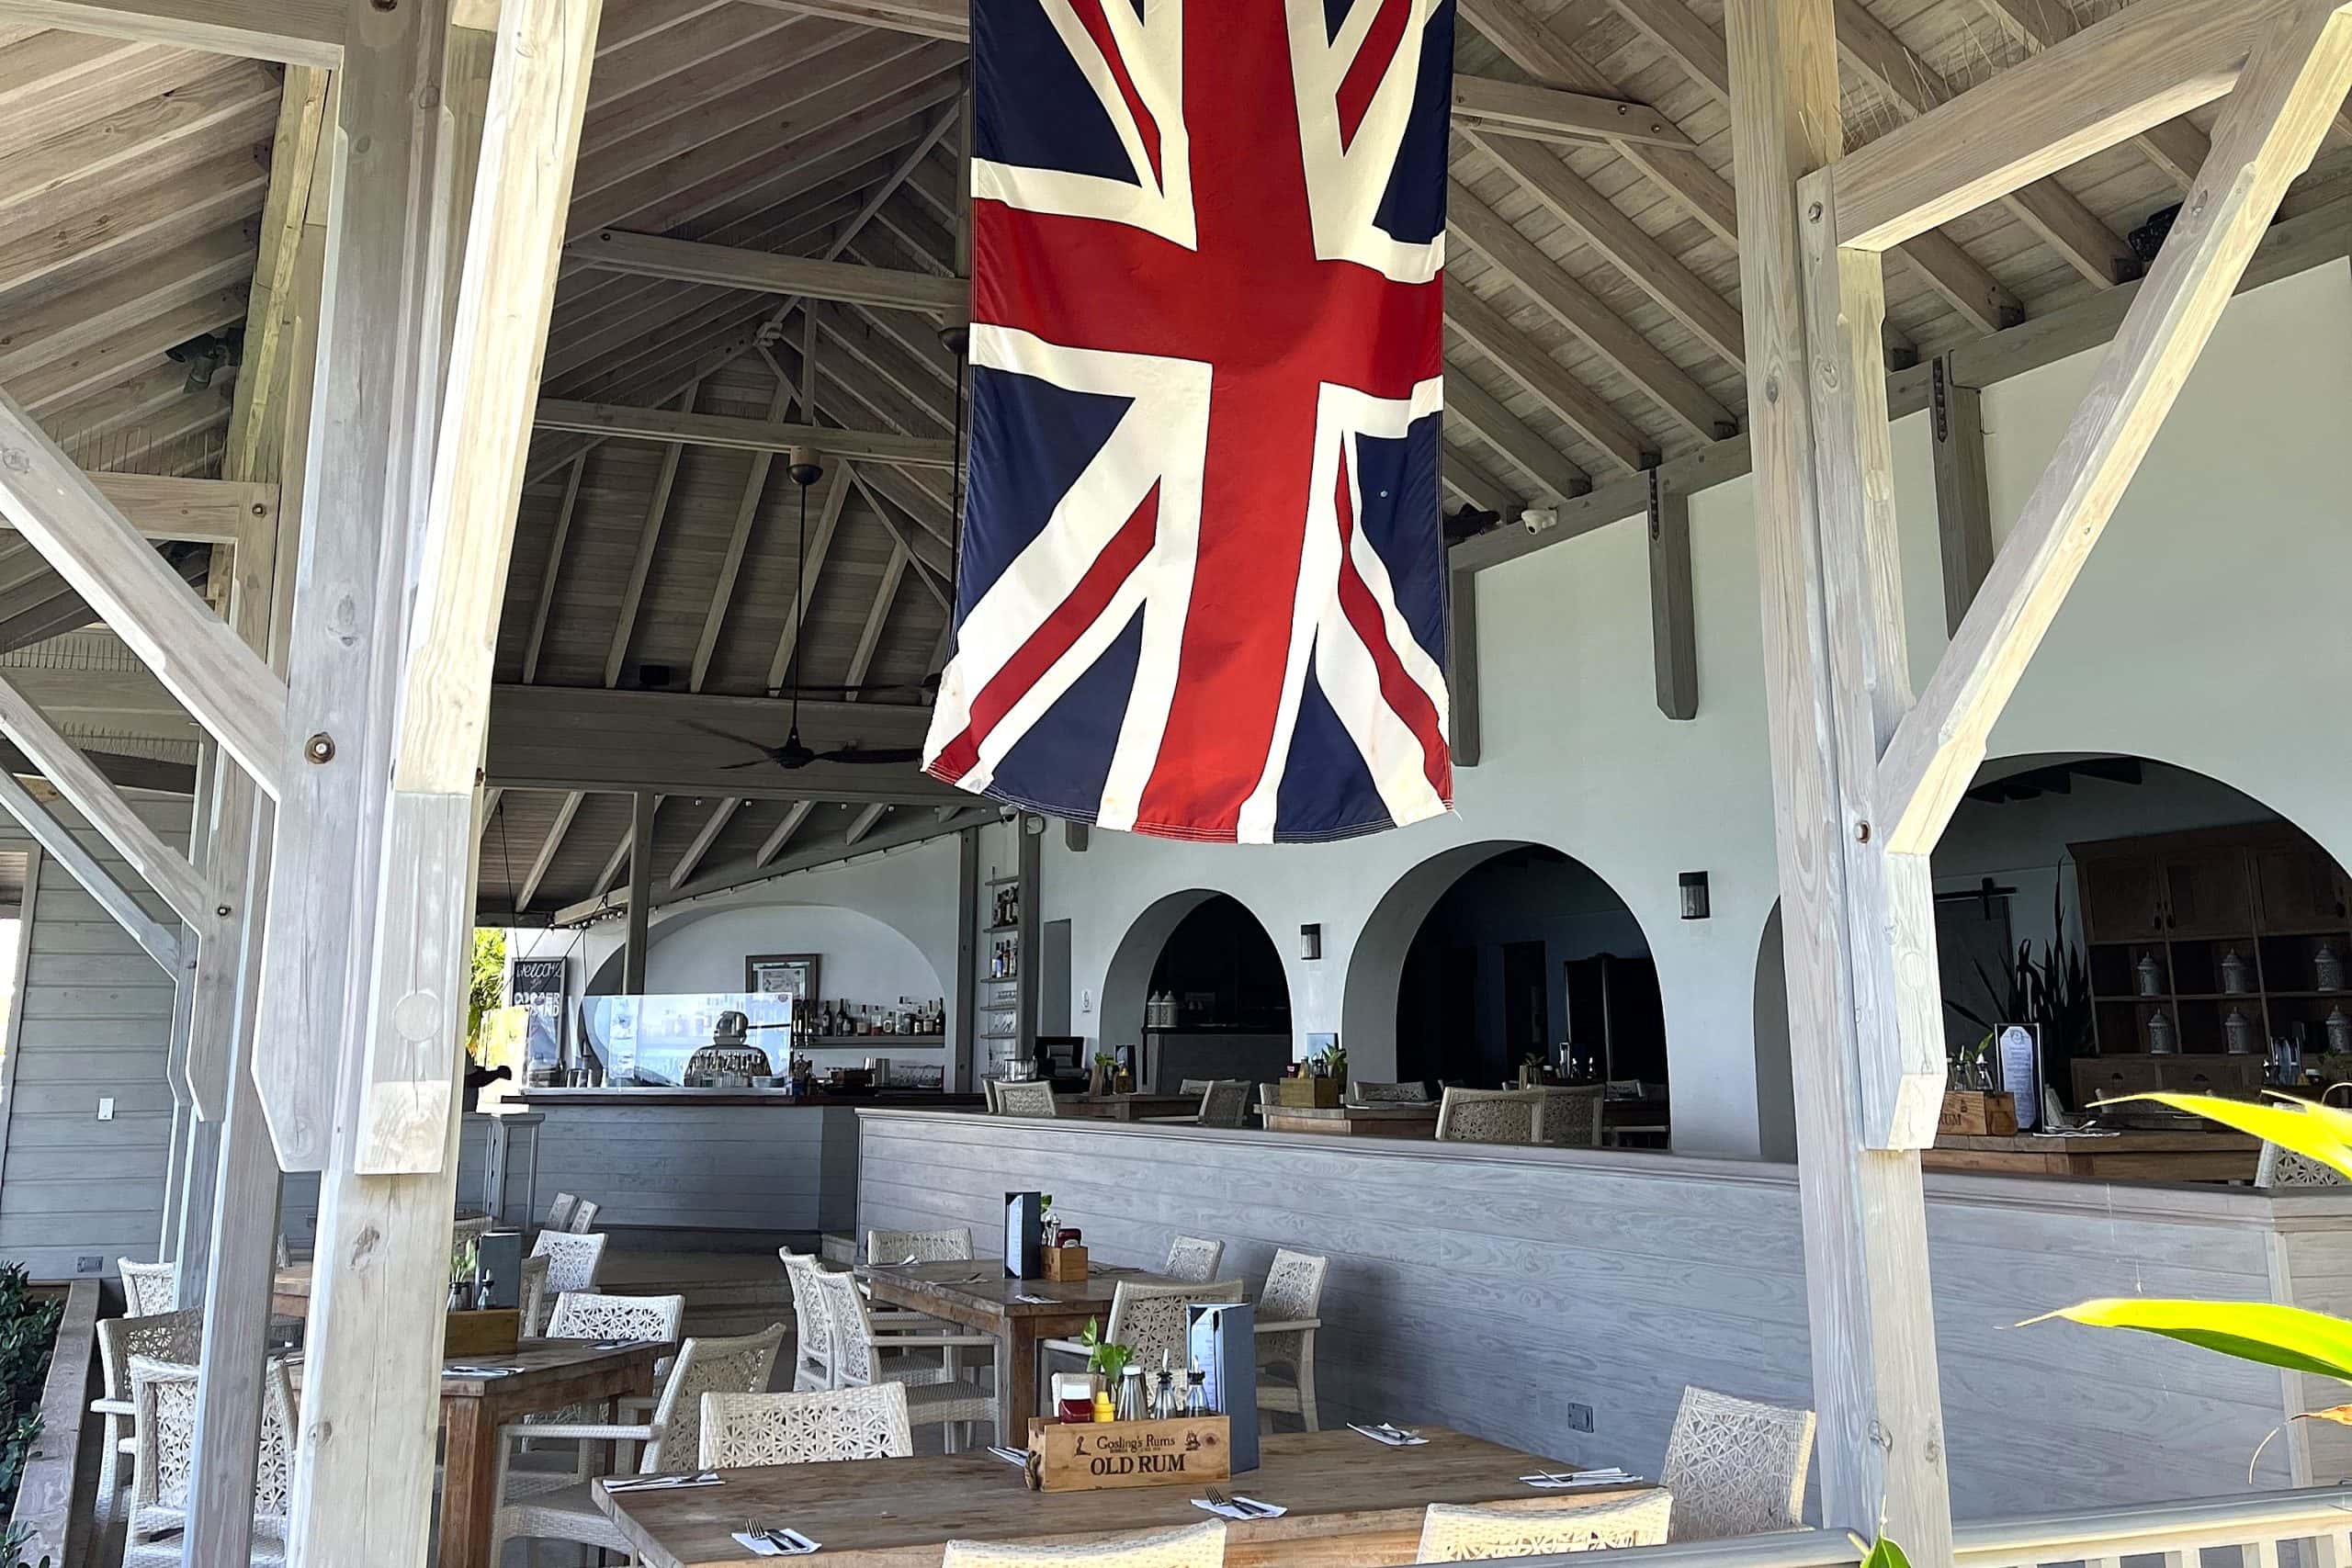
1416,1491,1672,1560
697,1383,913,1467
1195,1081,1252,1128
118,1258,177,1317
1349,1080,1430,1103
99,1307,201,1404
810,1268,885,1387
995,1080,1058,1118
1434,1087,1545,1145
130,1355,298,1539
531,1228,606,1294
778,1250,835,1390
545,1192,579,1231
1659,1385,1816,1541
568,1197,602,1232
1104,1279,1243,1371
943,1519,1229,1567
645,1323,788,1472
1161,1236,1225,1283
519,1253,552,1336
547,1291,684,1343
1533,1086,1605,1147
2258,1141,2352,1187
867,1226,973,1263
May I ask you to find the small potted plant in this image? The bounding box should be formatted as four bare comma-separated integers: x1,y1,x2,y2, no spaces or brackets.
1090,1051,1114,1099
1079,1319,1132,1414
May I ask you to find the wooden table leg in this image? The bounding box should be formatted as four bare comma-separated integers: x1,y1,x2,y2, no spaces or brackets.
438,1395,502,1568
1002,1317,1044,1442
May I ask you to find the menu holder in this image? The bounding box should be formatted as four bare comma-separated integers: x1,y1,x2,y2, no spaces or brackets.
1004,1191,1043,1280
1188,1302,1257,1473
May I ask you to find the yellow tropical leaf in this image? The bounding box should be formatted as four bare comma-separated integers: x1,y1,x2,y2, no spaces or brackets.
2295,1405,2352,1427
2025,1298,2352,1383
2094,1092,2352,1180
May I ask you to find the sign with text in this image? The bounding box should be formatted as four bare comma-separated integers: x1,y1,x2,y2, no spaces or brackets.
1023,1417,1230,1492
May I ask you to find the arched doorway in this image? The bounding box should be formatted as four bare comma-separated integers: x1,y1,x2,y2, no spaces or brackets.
1099,891,1293,1090
1754,752,2351,1134
1348,842,1667,1131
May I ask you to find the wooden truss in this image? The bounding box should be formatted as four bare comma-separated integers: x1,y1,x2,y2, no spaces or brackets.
1732,0,2352,1556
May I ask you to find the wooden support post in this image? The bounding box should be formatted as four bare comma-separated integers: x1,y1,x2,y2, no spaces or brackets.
954,825,978,1091
1447,568,1482,766
1928,356,1994,637
1881,1,2352,860
623,789,654,992
1725,0,1953,1556
1645,469,1698,720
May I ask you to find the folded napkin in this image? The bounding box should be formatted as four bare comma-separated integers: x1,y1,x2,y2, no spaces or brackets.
604,1471,723,1494
1009,1292,1056,1304
731,1528,820,1556
442,1366,519,1379
1521,1467,1644,1490
1347,1422,1428,1447
1193,1496,1288,1521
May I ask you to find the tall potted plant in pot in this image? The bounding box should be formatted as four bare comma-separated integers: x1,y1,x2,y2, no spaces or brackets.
1943,882,2093,1111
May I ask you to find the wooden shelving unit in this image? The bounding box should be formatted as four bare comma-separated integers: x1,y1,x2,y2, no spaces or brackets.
2075,822,2352,1060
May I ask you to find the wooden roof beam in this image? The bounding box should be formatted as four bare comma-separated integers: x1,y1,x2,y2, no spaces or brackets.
535,396,957,467
1442,371,1589,502
514,790,584,912
571,231,965,313
0,0,343,66
604,384,697,688
1442,440,1526,517
1447,181,1739,441
668,795,742,890
1974,0,2215,191
1442,286,1655,474
1450,74,1693,151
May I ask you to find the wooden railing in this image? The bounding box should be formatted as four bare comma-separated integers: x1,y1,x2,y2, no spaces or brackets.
1473,1486,2352,1566
6,1279,102,1568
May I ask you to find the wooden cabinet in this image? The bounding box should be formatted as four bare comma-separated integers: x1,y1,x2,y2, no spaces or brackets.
2079,852,2165,943
2155,846,2254,938
2256,845,2352,933
2072,1053,2264,1108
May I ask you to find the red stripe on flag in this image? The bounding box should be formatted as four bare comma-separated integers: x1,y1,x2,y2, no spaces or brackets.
1333,454,1451,804
1336,0,1412,150
1064,0,1163,186
927,483,1162,785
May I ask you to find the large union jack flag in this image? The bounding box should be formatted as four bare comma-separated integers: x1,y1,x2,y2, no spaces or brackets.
919,0,1457,843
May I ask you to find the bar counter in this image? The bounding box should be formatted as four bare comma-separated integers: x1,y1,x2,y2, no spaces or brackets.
853,1106,2352,1523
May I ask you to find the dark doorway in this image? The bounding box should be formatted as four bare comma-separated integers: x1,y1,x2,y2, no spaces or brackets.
1502,942,1548,1066
1139,894,1293,1090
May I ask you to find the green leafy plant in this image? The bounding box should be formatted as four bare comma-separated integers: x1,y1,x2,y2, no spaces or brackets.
1078,1317,1133,1382
1943,881,2091,1104
2028,1092,2352,1430
466,928,507,1058
1861,1538,1911,1568
0,1263,62,1540
1311,1042,1347,1083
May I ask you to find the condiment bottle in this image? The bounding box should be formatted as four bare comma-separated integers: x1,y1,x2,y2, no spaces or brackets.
1115,1364,1145,1420
1186,1371,1209,1418
1091,1387,1114,1423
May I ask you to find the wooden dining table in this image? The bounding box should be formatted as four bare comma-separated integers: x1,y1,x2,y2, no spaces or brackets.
1923,1128,2261,1182
1260,1102,1439,1137
274,1264,665,1568
1055,1092,1204,1122
859,1259,1181,1438
594,1425,1652,1568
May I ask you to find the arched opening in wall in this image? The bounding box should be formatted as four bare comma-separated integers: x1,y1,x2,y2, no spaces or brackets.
1350,841,1668,1143
1099,892,1292,1091
1754,753,2350,1134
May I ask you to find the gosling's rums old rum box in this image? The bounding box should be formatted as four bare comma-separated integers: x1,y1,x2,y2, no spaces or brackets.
1188,1301,1258,1472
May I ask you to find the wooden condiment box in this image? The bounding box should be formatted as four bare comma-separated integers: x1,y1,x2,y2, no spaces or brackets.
1939,1090,2018,1137
1024,1416,1230,1493
1274,1077,1340,1109
1043,1245,1089,1282
443,1308,521,1359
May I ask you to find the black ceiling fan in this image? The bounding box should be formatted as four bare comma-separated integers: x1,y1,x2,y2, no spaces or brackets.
764,671,943,703
684,446,926,772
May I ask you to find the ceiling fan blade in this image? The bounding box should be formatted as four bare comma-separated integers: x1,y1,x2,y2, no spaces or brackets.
719,757,775,770
680,719,775,752
817,746,925,766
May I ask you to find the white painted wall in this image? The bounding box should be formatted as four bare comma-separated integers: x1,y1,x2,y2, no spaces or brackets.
1032,263,2352,1159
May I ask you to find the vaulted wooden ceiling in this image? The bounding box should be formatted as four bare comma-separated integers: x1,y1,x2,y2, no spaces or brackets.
1,0,2345,923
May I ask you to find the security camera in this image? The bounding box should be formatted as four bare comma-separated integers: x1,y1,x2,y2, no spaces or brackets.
1521,507,1559,536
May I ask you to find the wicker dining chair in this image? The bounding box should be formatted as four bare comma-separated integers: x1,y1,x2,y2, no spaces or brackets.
530,1227,606,1300
489,1324,787,1562
547,1290,685,1343
1037,1278,1245,1396
1416,1490,1673,1560
1659,1386,1815,1541
544,1191,579,1232
518,1253,551,1336
1532,1086,1606,1148
1162,1235,1226,1283
1253,1248,1327,1432
1195,1080,1252,1128
451,1214,492,1255
1434,1087,1546,1145
2258,1141,2351,1187
868,1226,974,1263
779,1251,840,1391
699,1382,914,1466
567,1197,601,1233
93,1308,202,1517
124,1355,298,1567
944,1519,1229,1568
984,1078,1003,1113
118,1258,177,1317
1349,1080,1431,1103
995,1080,1059,1118
812,1266,998,1450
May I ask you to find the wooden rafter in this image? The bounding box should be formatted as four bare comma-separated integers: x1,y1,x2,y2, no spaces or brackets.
537,396,957,466
573,230,966,311
0,0,345,65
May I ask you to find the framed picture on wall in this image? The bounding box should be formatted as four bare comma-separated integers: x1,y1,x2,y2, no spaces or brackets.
746,953,821,1009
